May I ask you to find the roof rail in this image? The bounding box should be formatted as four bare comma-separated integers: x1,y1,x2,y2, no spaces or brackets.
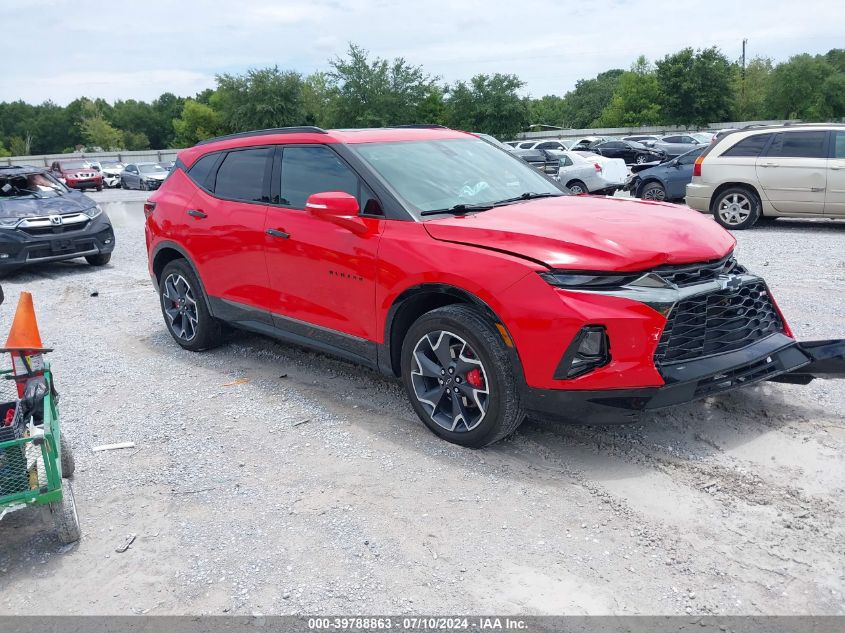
389,124,449,129
196,126,328,146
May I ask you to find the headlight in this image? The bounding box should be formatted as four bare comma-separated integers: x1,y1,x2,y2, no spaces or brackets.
0,217,21,229
539,272,641,289
84,205,103,219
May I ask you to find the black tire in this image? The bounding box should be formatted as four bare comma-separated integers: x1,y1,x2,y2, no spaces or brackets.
96,185,103,192
566,180,588,195
640,181,666,201
60,433,75,478
400,305,525,448
50,480,81,544
159,259,223,351
635,154,648,164
121,179,128,190
712,186,762,230
85,253,111,266
140,181,147,191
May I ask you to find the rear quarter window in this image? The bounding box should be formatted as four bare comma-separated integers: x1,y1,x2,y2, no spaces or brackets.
766,131,828,159
720,133,773,157
187,153,219,190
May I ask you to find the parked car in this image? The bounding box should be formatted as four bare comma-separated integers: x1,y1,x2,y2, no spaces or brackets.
555,150,627,195
651,134,706,157
145,125,843,448
512,148,561,177
593,140,666,165
159,160,176,171
513,139,572,151
121,162,169,190
0,165,115,271
686,123,845,229
570,136,612,151
49,159,103,192
99,161,125,188
625,146,706,201
691,132,715,144
622,135,660,146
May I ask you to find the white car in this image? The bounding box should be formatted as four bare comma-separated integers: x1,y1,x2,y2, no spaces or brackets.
511,139,572,151
99,161,125,188
686,123,845,229
552,150,628,195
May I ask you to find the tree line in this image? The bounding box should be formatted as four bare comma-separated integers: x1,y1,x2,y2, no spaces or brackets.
1,44,843,157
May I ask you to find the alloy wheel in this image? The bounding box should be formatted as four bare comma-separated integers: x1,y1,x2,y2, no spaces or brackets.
568,183,584,194
643,186,666,201
636,154,647,164
718,193,752,225
410,330,489,433
162,273,199,342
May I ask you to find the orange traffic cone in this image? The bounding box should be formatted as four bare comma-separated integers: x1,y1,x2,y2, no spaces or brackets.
2,292,52,397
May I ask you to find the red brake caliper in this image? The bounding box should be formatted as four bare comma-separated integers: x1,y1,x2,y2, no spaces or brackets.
465,368,484,389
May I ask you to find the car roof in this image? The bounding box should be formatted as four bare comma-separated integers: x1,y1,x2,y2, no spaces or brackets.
0,165,48,176
179,125,474,168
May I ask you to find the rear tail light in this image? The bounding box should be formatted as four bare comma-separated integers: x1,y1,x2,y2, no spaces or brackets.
594,163,602,173
143,201,157,219
693,155,704,177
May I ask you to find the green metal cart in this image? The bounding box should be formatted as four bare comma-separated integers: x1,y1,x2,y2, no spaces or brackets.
0,363,80,544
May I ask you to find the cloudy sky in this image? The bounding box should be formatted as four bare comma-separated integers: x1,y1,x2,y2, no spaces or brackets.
3,0,842,105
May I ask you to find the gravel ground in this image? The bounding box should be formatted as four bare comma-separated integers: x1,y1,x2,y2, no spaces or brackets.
0,195,843,616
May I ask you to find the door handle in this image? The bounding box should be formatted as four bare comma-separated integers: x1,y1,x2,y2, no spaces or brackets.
832,165,842,170
187,209,207,219
760,162,777,168
266,228,290,239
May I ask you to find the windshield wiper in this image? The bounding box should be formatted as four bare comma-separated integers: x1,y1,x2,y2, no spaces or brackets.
420,203,495,217
492,192,564,206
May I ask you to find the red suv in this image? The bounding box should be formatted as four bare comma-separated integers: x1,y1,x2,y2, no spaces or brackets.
145,126,843,447
50,159,103,191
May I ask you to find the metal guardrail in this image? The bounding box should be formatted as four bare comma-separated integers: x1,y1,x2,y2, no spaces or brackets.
2,149,180,168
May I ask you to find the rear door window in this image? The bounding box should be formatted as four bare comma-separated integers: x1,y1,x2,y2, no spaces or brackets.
766,131,828,159
721,134,773,157
214,148,270,202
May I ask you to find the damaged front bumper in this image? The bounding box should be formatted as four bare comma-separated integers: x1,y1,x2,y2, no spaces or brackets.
524,334,845,424
769,339,845,384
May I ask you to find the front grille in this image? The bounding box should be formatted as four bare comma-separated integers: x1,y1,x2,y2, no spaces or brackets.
19,220,90,236
654,282,784,365
654,256,746,288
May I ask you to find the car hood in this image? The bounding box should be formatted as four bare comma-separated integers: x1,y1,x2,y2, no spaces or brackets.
141,172,167,180
423,196,735,271
0,192,94,218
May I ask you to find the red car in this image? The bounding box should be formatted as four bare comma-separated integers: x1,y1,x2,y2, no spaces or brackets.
145,126,844,447
50,159,103,191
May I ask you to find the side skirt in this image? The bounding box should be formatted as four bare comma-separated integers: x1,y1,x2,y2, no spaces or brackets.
207,296,381,371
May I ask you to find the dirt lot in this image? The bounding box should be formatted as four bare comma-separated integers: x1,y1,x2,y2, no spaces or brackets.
0,193,843,616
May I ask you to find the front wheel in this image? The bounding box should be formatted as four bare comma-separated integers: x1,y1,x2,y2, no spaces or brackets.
85,253,111,266
712,187,762,230
159,259,223,351
635,154,648,164
60,434,75,478
640,182,666,201
401,305,525,448
50,480,81,544
139,181,147,191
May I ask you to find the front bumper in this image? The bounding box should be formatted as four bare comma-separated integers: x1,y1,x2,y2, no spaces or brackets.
524,333,822,424
0,213,115,270
65,177,102,190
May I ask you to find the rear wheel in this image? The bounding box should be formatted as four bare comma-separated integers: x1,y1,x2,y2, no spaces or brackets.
640,182,666,201
566,180,588,194
401,305,525,448
712,186,761,230
85,253,111,266
159,259,223,351
50,480,81,544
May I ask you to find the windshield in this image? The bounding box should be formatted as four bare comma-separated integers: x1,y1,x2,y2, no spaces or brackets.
139,164,167,174
60,161,89,170
0,172,67,198
101,162,123,169
352,138,563,217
